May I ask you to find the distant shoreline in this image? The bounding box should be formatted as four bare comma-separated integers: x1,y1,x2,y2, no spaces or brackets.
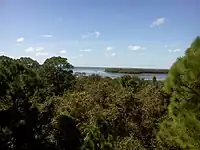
74,66,169,74
104,68,169,74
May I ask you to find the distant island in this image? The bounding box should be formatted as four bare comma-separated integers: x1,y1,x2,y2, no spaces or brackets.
104,68,169,74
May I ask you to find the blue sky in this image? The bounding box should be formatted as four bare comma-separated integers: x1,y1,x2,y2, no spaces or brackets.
0,0,199,68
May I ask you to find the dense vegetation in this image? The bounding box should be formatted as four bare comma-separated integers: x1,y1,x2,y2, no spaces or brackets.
0,36,199,150
104,68,169,74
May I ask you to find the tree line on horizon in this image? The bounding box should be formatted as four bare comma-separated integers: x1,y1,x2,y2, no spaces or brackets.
0,36,199,150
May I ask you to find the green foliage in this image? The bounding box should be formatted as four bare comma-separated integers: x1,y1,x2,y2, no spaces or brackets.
119,75,145,91
0,59,42,109
114,137,146,150
0,56,80,150
158,36,200,149
0,55,13,61
4,37,200,150
39,56,74,96
82,124,113,150
0,54,168,150
17,57,40,69
54,72,168,149
43,56,73,71
0,59,54,149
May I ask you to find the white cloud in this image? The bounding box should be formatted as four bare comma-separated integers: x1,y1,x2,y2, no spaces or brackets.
106,46,114,51
35,47,44,52
16,37,24,43
111,53,116,56
80,49,92,52
42,34,53,38
82,31,100,39
25,47,34,52
106,52,116,57
79,54,83,57
36,52,48,56
94,31,100,38
82,33,92,39
128,45,145,51
150,17,165,27
168,49,172,52
168,48,181,53
173,49,180,52
60,50,66,54
165,42,180,49
25,47,44,52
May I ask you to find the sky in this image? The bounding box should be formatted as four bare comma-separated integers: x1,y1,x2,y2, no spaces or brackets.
0,0,199,68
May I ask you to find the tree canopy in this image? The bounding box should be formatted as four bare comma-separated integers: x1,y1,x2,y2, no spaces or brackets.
0,37,200,150
158,36,200,149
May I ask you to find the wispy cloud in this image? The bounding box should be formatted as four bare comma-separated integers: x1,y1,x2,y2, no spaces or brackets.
168,49,172,52
80,49,92,52
165,42,180,49
128,45,145,51
42,34,53,38
79,54,83,57
82,31,100,39
16,37,24,43
94,31,100,38
82,33,92,39
106,46,114,51
106,52,116,57
150,17,165,27
36,52,49,56
35,47,44,52
60,50,66,54
25,47,44,52
168,49,181,53
111,52,116,56
25,47,34,52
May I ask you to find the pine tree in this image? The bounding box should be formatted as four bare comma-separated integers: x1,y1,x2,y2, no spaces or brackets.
158,36,200,149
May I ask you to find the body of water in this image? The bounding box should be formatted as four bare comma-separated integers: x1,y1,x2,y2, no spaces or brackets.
73,67,168,80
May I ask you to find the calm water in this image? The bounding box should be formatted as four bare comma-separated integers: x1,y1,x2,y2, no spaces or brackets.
73,67,168,80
